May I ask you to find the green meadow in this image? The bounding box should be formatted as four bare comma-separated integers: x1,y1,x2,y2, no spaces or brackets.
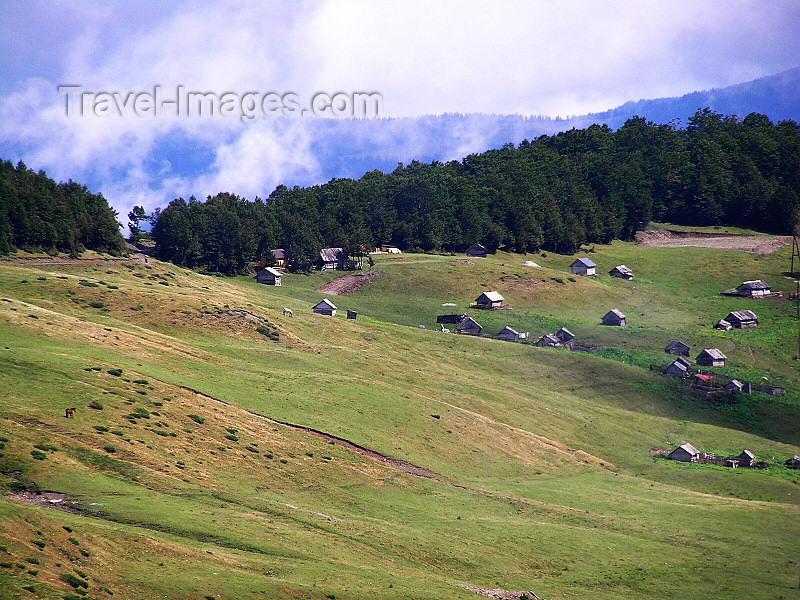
0,230,798,599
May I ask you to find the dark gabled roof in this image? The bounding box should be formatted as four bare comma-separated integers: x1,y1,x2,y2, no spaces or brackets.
536,333,561,345
313,298,337,310
672,443,699,456
604,308,625,320
271,248,286,260
726,309,758,322
667,359,688,372
555,327,574,341
698,348,726,360
714,319,731,328
456,316,482,330
319,247,347,262
724,379,743,389
673,356,691,368
571,257,596,268
262,267,282,277
665,340,689,351
738,280,770,290
739,449,755,459
497,325,519,336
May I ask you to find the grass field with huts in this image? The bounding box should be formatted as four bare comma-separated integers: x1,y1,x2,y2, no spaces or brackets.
0,225,799,599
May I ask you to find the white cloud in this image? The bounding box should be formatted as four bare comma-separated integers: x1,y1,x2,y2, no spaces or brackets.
0,0,798,221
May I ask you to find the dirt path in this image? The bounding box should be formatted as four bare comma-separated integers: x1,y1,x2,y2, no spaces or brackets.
637,229,791,254
316,270,381,295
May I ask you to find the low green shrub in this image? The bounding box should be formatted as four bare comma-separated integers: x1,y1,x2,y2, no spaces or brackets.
103,445,116,454
59,572,88,589
88,301,104,309
31,450,47,460
188,414,204,424
25,557,40,564
31,540,45,549
88,401,103,410
106,369,123,377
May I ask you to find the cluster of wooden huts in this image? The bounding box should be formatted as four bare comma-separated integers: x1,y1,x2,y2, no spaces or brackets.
667,443,757,468
255,247,364,286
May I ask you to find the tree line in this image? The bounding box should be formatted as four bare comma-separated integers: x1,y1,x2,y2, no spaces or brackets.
149,110,800,274
0,160,126,256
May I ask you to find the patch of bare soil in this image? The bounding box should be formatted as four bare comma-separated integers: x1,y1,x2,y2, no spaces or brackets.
455,584,540,599
637,229,792,254
316,270,381,295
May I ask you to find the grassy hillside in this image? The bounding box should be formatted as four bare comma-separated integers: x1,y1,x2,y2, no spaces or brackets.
0,234,799,599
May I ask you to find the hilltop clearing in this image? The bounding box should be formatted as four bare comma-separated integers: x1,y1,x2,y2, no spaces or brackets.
638,229,792,254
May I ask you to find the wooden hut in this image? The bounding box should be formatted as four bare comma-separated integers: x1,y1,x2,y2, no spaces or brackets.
317,247,348,271
737,450,755,467
271,249,287,269
664,340,690,356
555,327,574,347
723,379,743,393
696,348,726,367
496,325,520,342
456,316,483,336
664,358,690,377
609,265,633,280
736,280,771,297
311,298,337,316
725,310,758,328
602,309,626,326
570,258,596,276
785,455,800,469
465,243,487,258
255,267,282,286
714,319,732,331
534,333,561,347
475,291,504,309
669,443,700,462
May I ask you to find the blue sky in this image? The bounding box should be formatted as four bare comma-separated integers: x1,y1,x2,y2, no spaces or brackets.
1,0,798,224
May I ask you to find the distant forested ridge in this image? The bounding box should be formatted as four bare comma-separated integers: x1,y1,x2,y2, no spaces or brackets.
0,160,126,256
148,109,800,275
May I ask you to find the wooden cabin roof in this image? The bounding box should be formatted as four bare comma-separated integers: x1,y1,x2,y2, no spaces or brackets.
497,325,519,336
611,265,633,276
673,443,699,456
738,280,770,290
478,291,504,302
604,308,625,320
319,247,347,262
571,257,596,268
698,348,726,360
726,309,758,322
313,298,337,310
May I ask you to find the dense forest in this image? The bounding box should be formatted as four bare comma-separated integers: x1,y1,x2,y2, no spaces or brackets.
3,108,799,273
149,109,800,274
0,160,126,256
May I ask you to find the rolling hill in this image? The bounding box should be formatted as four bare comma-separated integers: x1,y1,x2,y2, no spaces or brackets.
0,230,799,599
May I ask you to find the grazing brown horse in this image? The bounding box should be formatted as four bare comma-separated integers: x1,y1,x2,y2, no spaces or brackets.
65,407,76,418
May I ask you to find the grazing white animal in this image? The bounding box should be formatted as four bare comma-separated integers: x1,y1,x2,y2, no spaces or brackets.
439,324,450,333
283,307,294,317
